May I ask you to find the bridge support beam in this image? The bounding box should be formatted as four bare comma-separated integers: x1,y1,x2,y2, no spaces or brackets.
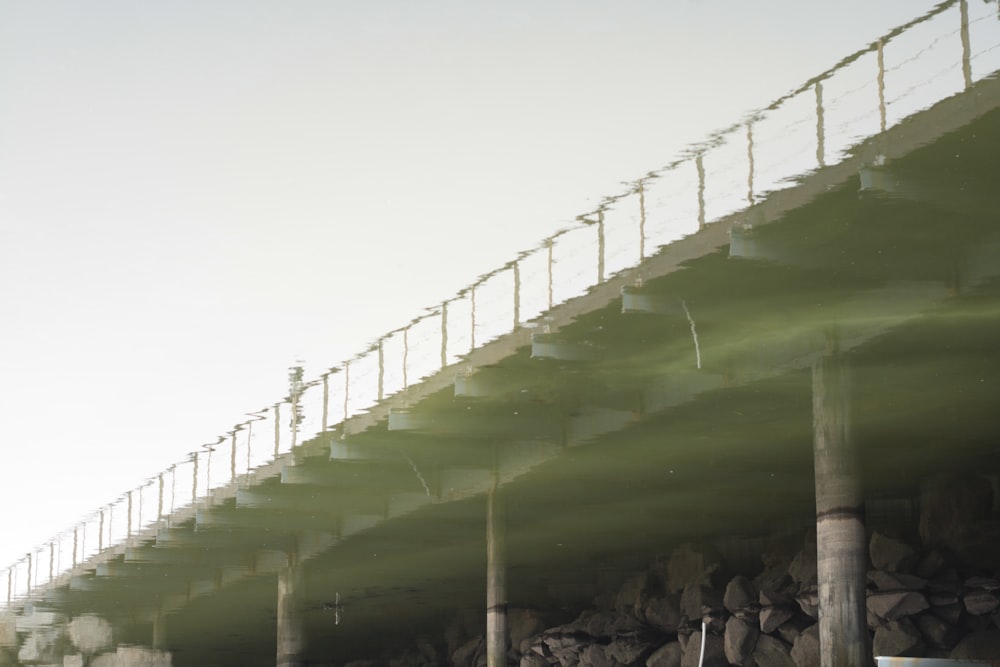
812,352,869,667
486,475,507,667
276,552,306,667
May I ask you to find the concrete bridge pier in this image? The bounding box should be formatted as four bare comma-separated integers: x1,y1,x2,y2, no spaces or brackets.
486,473,507,667
276,550,306,667
812,351,869,667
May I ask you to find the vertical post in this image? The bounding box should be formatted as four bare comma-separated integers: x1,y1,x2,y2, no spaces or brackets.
26,552,32,593
816,82,826,168
277,551,306,667
274,404,281,458
343,361,350,425
403,327,409,391
597,210,605,284
960,0,973,90
812,351,868,667
127,491,134,540
441,302,449,369
486,473,507,667
377,340,385,402
73,528,79,569
696,154,706,230
638,183,647,264
49,542,54,583
512,262,521,330
470,285,477,351
322,374,329,432
153,606,168,651
99,510,105,552
191,454,199,506
158,473,165,524
877,40,887,134
546,239,554,310
230,433,237,484
746,123,755,205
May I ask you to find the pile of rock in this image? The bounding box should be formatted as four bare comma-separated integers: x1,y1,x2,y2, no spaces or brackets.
370,528,1000,667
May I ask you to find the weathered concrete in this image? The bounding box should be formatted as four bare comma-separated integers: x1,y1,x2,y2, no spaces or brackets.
276,552,305,667
486,477,507,667
812,352,869,667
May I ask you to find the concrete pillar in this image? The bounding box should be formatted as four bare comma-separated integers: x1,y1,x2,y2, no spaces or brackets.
486,476,507,667
276,552,305,667
812,353,869,667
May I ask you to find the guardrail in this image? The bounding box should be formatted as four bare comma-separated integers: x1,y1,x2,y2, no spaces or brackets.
5,0,999,609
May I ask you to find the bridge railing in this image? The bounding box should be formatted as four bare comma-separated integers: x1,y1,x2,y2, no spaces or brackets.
5,0,1000,609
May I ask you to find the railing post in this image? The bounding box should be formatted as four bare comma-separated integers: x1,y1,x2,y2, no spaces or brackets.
816,82,826,167
321,374,329,431
73,527,79,569
191,454,199,506
512,262,521,329
158,473,164,524
128,490,134,540
377,340,385,402
403,327,409,391
230,433,237,484
696,154,706,230
343,361,350,425
273,404,281,458
960,0,972,90
470,285,477,351
546,239,554,310
99,509,105,552
597,210,605,284
26,552,31,594
746,123,755,205
877,39,887,133
441,302,449,369
638,183,646,264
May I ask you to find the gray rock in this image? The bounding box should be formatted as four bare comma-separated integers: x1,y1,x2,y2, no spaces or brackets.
644,595,681,634
949,629,1000,661
680,584,723,622
578,644,613,667
868,590,930,621
724,577,757,614
789,623,818,667
724,616,759,666
680,632,726,667
870,533,916,573
509,609,546,653
868,571,927,592
913,612,961,650
750,635,795,667
963,589,1000,616
520,656,549,667
872,618,925,658
774,616,812,646
667,544,726,595
931,602,963,626
452,636,483,667
646,642,681,667
606,638,655,665
915,549,948,578
617,573,653,620
787,543,816,587
759,605,794,635
794,586,818,620
69,615,113,655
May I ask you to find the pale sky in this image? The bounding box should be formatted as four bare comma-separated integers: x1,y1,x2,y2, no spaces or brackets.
0,1,946,570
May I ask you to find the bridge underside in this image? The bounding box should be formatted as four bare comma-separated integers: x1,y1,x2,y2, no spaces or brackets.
24,96,1000,665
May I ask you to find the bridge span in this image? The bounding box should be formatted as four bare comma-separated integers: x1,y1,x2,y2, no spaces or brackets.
4,2,1000,666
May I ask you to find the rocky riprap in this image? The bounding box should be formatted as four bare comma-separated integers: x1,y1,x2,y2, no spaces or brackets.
353,510,1000,667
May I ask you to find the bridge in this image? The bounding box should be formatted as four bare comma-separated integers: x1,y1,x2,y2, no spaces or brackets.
4,2,1000,666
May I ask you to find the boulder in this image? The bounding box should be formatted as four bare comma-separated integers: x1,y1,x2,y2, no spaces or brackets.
949,629,1000,661
452,636,483,667
794,586,819,620
868,590,930,621
667,544,726,594
520,655,549,667
644,595,681,634
680,584,723,623
963,589,1000,616
69,615,113,655
724,577,758,614
789,624,818,667
680,631,726,667
509,609,547,653
646,642,681,667
724,616,759,666
913,612,961,651
870,533,916,573
787,543,816,587
750,635,795,667
868,571,927,592
872,618,925,658
605,638,656,665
